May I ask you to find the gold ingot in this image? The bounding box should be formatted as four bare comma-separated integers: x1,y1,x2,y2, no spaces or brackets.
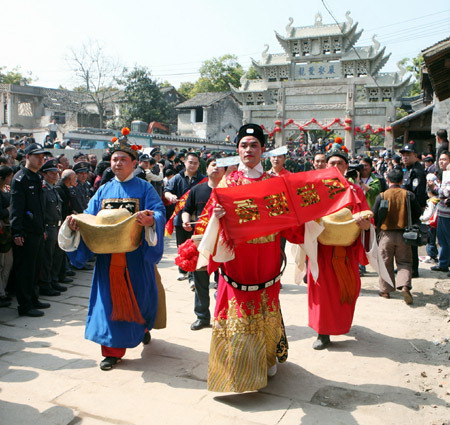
317,208,373,246
72,209,142,254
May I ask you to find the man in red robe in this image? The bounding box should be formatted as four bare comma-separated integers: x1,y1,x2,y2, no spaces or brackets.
308,149,371,350
208,124,303,392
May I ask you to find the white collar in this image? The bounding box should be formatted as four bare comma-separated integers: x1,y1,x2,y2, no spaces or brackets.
114,172,134,183
238,161,264,178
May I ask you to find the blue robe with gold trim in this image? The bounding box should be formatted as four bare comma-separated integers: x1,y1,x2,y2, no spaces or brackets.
68,177,165,348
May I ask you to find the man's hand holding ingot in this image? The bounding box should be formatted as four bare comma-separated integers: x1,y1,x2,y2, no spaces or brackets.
136,210,154,227
213,204,226,219
355,215,371,231
67,215,80,231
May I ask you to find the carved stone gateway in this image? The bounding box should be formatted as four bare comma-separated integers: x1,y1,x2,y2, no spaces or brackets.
230,12,411,151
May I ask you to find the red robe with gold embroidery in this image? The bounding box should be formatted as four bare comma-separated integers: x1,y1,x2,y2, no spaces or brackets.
207,170,303,393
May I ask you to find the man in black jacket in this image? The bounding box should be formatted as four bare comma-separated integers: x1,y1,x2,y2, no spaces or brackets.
39,159,67,296
10,143,50,317
435,129,449,169
164,152,205,283
55,169,77,284
400,143,427,278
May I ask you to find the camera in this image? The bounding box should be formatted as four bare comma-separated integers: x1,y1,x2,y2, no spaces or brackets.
345,164,363,180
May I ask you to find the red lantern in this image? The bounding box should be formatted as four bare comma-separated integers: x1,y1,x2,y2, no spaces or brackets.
298,126,305,131
354,126,361,133
322,127,329,132
286,119,294,125
274,127,282,133
386,126,392,132
365,124,371,130
274,120,282,126
111,137,118,142
344,118,352,124
121,127,130,136
310,118,317,123
344,126,352,131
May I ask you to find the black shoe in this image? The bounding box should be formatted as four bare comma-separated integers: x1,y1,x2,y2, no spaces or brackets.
190,319,210,331
65,270,76,277
0,299,11,308
99,356,121,371
430,266,449,272
33,301,51,309
58,277,74,283
81,264,94,271
312,334,331,350
40,286,61,296
19,309,44,317
142,331,151,345
52,282,67,292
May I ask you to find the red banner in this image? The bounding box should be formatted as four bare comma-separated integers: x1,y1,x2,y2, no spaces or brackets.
213,168,356,245
165,177,208,236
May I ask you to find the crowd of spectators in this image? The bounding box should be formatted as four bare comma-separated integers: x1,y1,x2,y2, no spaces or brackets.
0,128,449,314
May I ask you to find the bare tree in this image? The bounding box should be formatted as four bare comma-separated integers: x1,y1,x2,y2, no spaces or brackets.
67,40,122,128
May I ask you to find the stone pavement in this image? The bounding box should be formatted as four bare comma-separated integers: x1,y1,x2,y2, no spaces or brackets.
0,238,449,425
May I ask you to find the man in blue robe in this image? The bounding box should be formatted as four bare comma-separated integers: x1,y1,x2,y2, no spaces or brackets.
60,135,165,371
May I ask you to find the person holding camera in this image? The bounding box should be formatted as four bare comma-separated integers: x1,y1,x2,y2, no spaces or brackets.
357,157,383,208
372,169,421,304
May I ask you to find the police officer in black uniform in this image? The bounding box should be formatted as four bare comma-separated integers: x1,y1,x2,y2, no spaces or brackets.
10,143,50,317
72,162,92,213
134,153,150,181
400,143,427,278
39,159,67,296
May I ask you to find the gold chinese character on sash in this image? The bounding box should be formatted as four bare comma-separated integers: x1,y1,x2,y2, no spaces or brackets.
296,184,320,207
264,192,290,217
322,178,346,199
233,199,260,223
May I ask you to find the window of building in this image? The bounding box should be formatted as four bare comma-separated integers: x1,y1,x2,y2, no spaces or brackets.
53,112,66,124
18,101,33,117
193,107,203,123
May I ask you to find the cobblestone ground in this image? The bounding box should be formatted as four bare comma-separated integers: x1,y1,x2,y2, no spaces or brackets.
0,239,449,425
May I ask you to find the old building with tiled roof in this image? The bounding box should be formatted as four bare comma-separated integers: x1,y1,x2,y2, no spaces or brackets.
176,92,242,140
0,84,102,142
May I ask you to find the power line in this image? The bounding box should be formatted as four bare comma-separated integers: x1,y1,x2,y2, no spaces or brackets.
364,9,450,32
359,18,449,43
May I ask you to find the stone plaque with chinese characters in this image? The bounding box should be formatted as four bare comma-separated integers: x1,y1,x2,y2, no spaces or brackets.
294,62,342,80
